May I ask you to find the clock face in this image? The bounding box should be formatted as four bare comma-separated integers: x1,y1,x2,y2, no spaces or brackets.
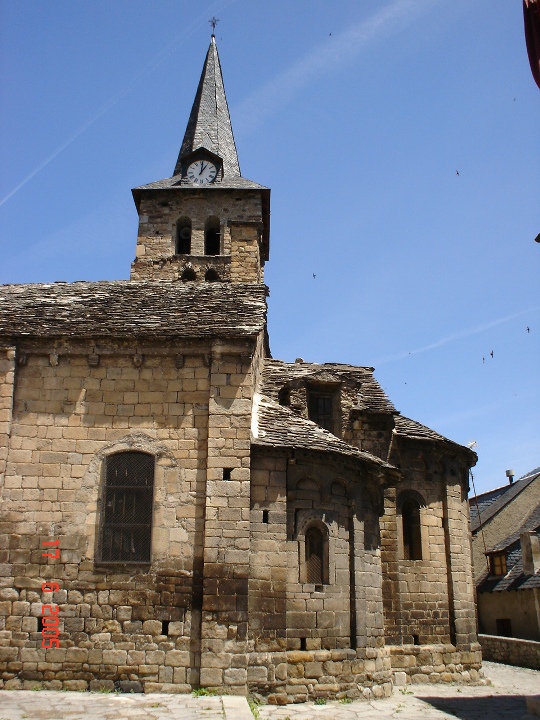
186,160,217,185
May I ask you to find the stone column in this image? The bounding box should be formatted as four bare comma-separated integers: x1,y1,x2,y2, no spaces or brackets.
0,347,16,487
442,479,478,648
380,485,403,643
199,343,254,693
352,498,385,649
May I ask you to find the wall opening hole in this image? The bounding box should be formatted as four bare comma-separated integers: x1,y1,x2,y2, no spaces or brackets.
300,637,307,651
205,268,220,282
278,387,291,406
262,510,269,524
162,621,170,636
315,584,323,592
37,617,44,632
223,468,233,481
181,268,197,281
412,634,419,645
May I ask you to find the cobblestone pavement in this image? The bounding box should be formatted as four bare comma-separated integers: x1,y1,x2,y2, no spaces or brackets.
0,663,538,720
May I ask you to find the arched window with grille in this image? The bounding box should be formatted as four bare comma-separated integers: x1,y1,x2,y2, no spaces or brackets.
99,451,155,563
400,494,423,560
305,526,328,585
204,216,221,255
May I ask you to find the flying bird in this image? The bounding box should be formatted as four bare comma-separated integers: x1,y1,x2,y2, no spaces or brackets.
527,326,530,333
490,350,494,358
482,357,485,364
312,273,316,279
456,170,459,176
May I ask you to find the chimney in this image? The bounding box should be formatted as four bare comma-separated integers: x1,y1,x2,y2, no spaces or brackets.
520,531,540,576
506,469,515,484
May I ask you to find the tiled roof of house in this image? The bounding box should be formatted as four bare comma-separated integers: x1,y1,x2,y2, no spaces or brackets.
393,415,477,460
469,469,540,533
0,281,267,340
252,397,395,470
260,359,397,414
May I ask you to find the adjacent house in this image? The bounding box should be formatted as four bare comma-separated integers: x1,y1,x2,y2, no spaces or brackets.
470,467,540,641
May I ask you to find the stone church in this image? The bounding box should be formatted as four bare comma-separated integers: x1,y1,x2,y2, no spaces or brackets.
0,37,482,701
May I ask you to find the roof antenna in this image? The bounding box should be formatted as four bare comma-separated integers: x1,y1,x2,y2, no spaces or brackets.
209,16,219,37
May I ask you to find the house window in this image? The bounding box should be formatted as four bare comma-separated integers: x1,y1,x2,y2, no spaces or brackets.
176,217,192,254
204,216,220,255
307,389,335,433
305,526,324,584
99,452,155,563
402,496,422,560
490,552,507,576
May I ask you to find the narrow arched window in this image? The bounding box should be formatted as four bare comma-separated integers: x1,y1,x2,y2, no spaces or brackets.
402,497,422,560
204,216,220,255
175,217,192,254
205,268,220,282
305,526,324,584
100,452,155,563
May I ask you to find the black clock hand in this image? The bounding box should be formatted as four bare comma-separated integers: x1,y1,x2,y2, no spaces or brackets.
199,162,207,175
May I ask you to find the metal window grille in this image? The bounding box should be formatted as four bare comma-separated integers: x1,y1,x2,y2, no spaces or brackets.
100,452,154,563
307,392,334,432
305,527,324,585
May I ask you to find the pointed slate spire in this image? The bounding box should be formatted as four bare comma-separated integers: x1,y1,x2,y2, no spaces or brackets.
173,36,241,178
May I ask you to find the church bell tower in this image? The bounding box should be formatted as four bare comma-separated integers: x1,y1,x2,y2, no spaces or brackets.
130,35,270,284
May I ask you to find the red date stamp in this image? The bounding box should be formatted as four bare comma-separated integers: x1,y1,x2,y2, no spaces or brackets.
41,540,61,649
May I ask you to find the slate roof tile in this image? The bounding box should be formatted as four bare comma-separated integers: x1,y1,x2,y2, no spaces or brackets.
0,281,267,340
260,359,397,414
252,396,394,469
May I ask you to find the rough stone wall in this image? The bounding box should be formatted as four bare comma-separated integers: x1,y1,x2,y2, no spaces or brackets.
0,338,257,692
199,348,254,694
350,414,394,461
389,643,483,684
381,447,474,647
130,190,264,283
479,633,540,670
285,459,353,650
230,223,263,283
249,449,386,655
249,450,288,656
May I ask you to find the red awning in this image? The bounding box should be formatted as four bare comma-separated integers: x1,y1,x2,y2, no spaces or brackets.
524,0,540,88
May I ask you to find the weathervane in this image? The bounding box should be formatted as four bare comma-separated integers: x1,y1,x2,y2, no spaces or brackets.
209,16,219,36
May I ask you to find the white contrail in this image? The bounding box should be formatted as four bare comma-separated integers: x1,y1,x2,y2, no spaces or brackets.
375,307,538,365
233,0,440,133
0,0,233,208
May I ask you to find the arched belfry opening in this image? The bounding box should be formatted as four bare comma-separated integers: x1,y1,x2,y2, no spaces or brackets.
204,216,221,255
175,217,192,254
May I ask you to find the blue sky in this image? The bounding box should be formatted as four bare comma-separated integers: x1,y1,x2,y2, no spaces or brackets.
1,1,538,494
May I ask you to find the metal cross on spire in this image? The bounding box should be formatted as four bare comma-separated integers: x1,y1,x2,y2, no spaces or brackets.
209,16,219,36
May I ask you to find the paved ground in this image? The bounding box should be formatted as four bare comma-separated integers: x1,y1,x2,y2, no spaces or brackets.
0,662,538,720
